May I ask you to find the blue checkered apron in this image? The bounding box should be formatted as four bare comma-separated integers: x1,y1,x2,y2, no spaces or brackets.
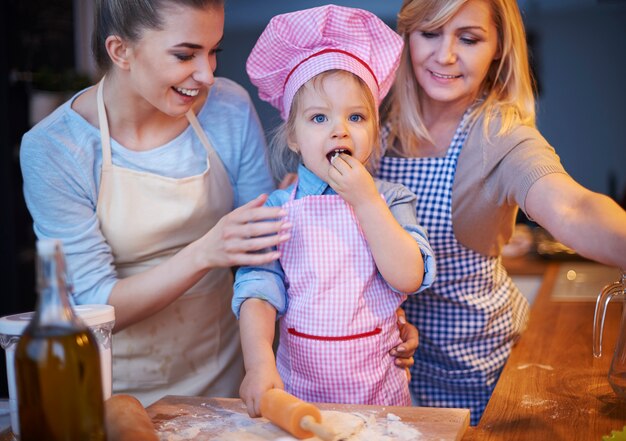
378,111,529,425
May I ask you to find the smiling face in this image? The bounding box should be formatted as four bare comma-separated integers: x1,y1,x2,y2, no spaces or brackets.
124,3,224,116
287,71,377,182
408,0,500,113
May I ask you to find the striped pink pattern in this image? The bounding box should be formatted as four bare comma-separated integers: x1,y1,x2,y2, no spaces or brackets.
276,189,411,406
246,4,403,119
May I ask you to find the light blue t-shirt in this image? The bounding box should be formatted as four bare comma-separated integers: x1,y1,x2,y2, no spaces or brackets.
20,77,275,305
232,164,436,319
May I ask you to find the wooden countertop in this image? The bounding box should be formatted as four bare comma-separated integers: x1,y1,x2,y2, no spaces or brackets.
464,262,626,440
147,396,470,440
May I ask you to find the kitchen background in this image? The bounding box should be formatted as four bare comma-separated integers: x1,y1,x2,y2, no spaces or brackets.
0,0,625,398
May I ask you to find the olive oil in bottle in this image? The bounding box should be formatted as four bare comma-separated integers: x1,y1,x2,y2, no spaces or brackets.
15,240,106,441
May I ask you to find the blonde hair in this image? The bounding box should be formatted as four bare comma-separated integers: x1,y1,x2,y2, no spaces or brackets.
268,70,379,181
385,0,536,155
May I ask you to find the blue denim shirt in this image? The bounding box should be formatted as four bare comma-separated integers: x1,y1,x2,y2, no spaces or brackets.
232,164,436,319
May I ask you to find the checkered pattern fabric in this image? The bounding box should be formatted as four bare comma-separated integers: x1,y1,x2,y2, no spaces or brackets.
378,110,530,425
246,4,403,119
276,190,411,405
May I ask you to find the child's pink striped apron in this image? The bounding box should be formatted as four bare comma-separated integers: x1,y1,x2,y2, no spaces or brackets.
276,186,411,405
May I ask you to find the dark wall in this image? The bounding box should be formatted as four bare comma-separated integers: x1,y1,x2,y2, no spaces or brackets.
526,7,626,198
1,0,76,398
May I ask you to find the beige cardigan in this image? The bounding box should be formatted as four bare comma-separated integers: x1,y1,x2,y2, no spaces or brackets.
383,114,567,256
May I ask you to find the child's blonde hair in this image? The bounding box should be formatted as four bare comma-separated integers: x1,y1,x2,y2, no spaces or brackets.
384,0,536,155
268,70,380,182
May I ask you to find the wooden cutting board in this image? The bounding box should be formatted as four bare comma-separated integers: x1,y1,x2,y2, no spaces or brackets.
147,395,469,440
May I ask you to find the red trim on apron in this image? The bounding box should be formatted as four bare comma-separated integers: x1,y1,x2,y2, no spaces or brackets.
287,327,382,341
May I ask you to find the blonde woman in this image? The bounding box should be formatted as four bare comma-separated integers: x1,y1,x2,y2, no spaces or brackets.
379,0,626,425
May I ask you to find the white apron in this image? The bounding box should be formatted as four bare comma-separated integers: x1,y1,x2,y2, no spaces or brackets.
275,186,410,405
95,80,243,406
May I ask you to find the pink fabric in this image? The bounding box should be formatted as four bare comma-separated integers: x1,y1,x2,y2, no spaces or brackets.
246,5,403,119
276,188,411,406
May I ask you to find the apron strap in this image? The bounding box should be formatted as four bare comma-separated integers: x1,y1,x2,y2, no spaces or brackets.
96,78,112,166
288,180,299,201
186,110,213,172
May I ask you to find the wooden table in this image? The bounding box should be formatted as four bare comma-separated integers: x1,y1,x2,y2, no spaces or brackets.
148,396,469,440
464,263,626,440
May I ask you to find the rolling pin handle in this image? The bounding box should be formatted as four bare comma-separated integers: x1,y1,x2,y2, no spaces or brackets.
300,415,336,441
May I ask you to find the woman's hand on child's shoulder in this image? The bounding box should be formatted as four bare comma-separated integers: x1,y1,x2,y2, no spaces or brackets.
200,194,290,268
240,364,285,417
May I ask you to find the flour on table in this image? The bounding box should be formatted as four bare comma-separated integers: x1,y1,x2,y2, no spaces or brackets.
217,411,420,441
302,410,421,441
155,407,421,441
305,411,366,440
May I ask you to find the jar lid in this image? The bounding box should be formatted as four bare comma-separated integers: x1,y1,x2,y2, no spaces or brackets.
0,304,115,335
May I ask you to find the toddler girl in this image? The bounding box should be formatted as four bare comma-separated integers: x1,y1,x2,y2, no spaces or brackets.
232,5,436,417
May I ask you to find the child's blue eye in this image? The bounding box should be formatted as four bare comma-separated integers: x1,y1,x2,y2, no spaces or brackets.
349,114,364,122
312,114,327,123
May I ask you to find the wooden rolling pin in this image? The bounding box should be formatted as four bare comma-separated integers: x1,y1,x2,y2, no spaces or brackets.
104,394,158,441
260,389,336,440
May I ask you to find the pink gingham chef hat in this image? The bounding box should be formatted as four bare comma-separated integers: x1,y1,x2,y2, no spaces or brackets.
246,4,404,120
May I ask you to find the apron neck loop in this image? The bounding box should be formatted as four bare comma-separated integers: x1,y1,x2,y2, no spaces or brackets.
96,77,112,166
96,79,214,168
289,180,299,201
186,109,215,160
